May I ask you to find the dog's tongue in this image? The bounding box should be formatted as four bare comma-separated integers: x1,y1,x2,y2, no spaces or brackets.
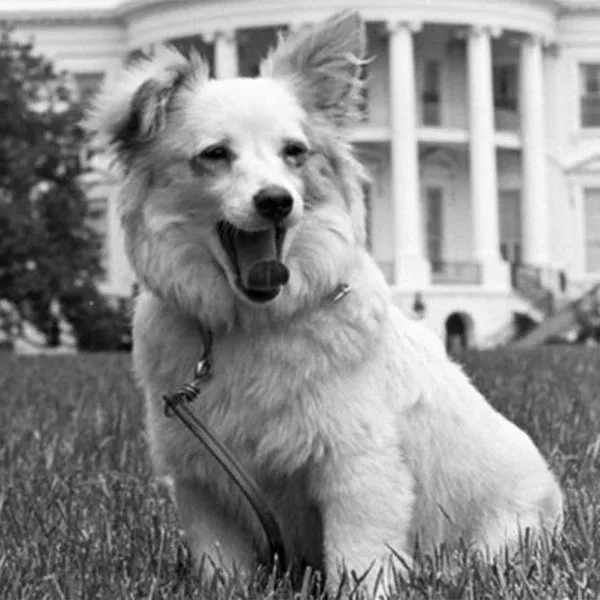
234,229,289,291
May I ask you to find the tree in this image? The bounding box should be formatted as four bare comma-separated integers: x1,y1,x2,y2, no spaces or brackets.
0,25,121,349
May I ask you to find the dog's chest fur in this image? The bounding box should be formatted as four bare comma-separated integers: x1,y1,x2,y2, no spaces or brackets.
134,288,392,481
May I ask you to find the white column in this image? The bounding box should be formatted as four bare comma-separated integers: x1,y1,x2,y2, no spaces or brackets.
387,21,430,289
519,34,549,266
467,26,508,288
211,30,238,79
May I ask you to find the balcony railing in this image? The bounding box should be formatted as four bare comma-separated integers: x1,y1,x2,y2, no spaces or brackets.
511,263,563,292
511,263,559,315
431,261,482,285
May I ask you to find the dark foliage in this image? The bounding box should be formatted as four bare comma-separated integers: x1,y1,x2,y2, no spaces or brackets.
0,26,122,350
61,284,133,352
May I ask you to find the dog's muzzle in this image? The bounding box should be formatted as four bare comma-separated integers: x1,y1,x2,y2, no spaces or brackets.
216,221,289,303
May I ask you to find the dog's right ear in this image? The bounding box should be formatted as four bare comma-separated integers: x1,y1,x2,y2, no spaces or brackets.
86,47,207,170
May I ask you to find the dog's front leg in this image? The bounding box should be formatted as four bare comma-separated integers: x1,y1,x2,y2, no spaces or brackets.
313,449,414,597
173,477,259,580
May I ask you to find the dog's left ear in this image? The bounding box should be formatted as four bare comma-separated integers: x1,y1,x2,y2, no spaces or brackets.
260,11,367,128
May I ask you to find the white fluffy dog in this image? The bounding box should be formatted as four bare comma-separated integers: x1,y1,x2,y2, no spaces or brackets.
88,11,563,595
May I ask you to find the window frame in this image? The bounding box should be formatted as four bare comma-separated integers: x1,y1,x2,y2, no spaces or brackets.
493,63,518,113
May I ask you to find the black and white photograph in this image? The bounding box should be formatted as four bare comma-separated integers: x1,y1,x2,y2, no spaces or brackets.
0,0,599,598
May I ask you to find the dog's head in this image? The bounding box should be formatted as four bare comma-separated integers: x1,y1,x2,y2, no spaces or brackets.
88,11,369,329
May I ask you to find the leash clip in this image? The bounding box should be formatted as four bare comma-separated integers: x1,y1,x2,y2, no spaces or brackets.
194,357,212,381
163,357,213,417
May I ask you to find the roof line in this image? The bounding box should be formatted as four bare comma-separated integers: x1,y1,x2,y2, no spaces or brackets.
1,0,598,24
0,9,120,24
0,0,189,23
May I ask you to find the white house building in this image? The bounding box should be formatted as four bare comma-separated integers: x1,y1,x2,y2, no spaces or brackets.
4,0,600,348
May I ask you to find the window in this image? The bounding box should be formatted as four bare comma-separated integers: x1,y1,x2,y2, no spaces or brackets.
580,63,600,127
73,72,104,108
237,27,282,78
88,198,107,228
169,36,214,77
499,190,522,263
493,64,518,111
88,197,109,268
422,60,441,126
357,62,370,122
584,188,600,272
426,187,443,270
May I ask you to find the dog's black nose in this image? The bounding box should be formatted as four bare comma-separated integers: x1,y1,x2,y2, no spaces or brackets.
253,186,293,222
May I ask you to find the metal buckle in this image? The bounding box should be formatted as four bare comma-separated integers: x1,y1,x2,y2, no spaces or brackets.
329,282,351,303
194,357,212,381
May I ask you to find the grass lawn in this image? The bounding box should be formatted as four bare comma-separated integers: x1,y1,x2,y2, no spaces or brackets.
0,347,599,599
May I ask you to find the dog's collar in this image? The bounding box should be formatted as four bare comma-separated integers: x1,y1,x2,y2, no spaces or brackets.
326,281,352,304
200,281,352,357
161,281,351,571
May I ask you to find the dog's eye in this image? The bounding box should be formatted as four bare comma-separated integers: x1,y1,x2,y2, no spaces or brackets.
282,141,308,167
190,144,232,174
199,144,231,161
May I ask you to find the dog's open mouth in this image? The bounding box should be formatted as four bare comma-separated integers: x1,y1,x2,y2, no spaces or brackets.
216,221,289,303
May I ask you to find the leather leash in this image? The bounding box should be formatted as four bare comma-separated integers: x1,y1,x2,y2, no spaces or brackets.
161,283,352,574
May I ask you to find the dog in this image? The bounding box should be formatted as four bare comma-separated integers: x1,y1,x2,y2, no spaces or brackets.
87,11,563,595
